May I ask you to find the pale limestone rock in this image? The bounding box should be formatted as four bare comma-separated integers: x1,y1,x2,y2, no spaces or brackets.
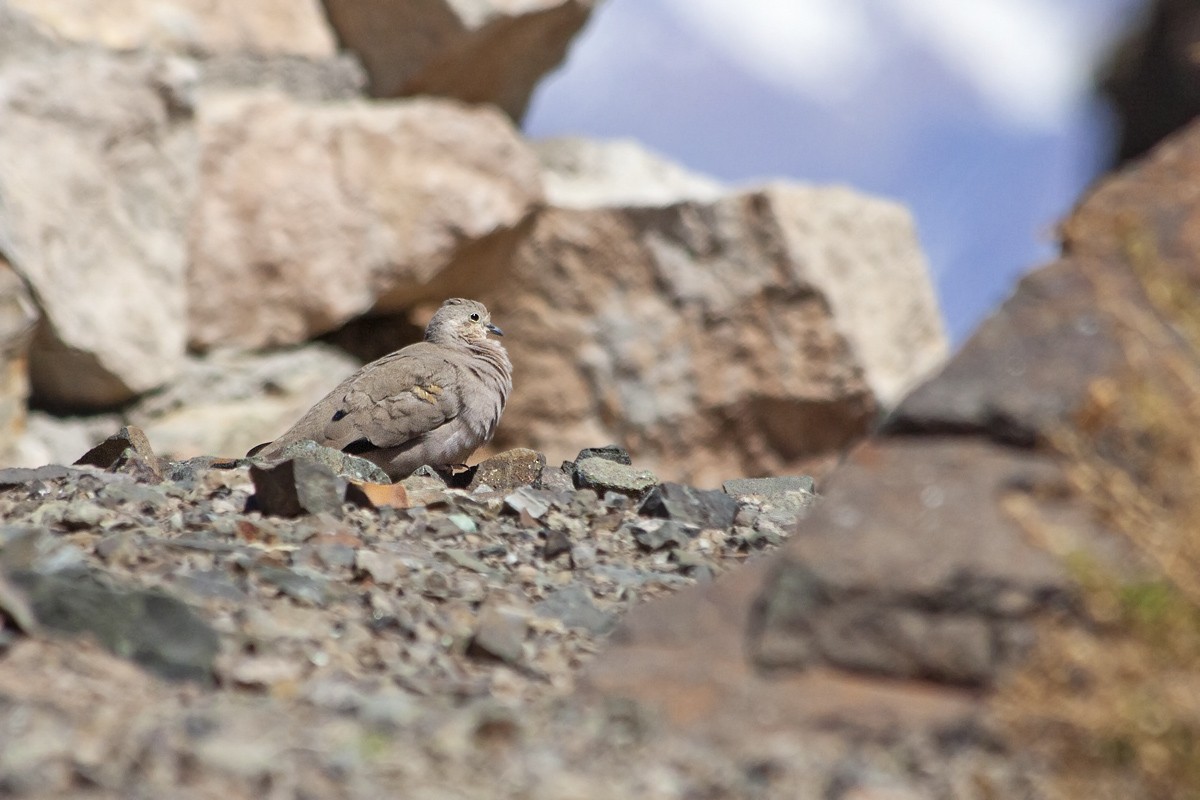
535,137,724,209
0,8,195,408
482,185,946,486
187,93,543,349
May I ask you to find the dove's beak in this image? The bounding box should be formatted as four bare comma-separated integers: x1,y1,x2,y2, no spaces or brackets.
486,322,504,337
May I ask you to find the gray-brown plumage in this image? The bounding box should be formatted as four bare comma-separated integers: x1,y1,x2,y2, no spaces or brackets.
251,298,512,480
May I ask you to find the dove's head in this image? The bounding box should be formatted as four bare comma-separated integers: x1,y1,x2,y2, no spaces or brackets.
424,298,504,346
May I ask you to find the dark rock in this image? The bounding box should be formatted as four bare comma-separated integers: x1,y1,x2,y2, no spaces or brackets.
541,529,571,560
573,457,658,497
639,483,738,530
722,475,815,499
257,439,390,484
164,456,247,486
8,569,218,682
466,448,546,493
1099,0,1200,164
534,584,615,634
537,464,573,493
573,445,631,466
249,459,347,517
254,565,334,606
74,425,158,473
627,519,694,551
750,439,1075,686
884,262,1120,446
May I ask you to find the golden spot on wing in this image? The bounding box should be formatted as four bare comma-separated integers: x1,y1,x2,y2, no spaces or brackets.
411,384,440,404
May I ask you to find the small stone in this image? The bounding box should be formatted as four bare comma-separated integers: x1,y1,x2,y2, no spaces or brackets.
541,529,571,560
467,448,546,493
469,593,530,664
443,549,494,576
256,439,391,484
74,425,158,472
639,483,739,530
573,457,658,497
397,475,450,508
249,459,347,518
255,565,333,606
95,531,139,566
538,464,573,493
446,513,478,534
534,585,614,634
355,550,400,586
569,544,597,570
627,519,695,551
573,445,632,466
503,486,552,519
722,475,815,498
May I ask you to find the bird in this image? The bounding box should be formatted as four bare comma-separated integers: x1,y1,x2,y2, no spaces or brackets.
249,298,512,480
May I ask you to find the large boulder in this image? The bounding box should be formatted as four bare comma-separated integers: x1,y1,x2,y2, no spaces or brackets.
0,5,196,409
321,0,596,120
585,119,1200,798
186,93,543,350
484,173,947,485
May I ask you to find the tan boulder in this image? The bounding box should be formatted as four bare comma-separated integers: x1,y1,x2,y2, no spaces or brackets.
0,8,196,408
7,0,336,57
186,93,543,350
534,136,724,209
322,0,596,120
483,181,946,485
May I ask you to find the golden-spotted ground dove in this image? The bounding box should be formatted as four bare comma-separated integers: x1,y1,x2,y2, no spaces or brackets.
250,298,512,480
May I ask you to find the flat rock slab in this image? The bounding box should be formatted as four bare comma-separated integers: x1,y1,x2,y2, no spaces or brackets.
7,569,217,682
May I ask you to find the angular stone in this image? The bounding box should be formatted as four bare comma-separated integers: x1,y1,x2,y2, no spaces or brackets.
627,519,694,552
573,445,632,466
0,10,194,407
466,448,546,493
572,457,658,497
8,570,217,682
639,483,739,531
469,593,530,664
187,94,542,349
322,0,596,120
504,486,552,520
722,475,815,499
541,529,571,561
74,425,157,471
249,459,347,517
254,439,390,485
534,584,614,634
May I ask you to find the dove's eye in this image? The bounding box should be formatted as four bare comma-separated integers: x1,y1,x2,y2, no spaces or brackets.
469,313,480,321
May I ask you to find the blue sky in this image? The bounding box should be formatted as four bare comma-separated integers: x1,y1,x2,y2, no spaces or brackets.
524,0,1146,341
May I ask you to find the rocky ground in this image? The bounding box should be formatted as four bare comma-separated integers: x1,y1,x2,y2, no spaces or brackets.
0,431,849,798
